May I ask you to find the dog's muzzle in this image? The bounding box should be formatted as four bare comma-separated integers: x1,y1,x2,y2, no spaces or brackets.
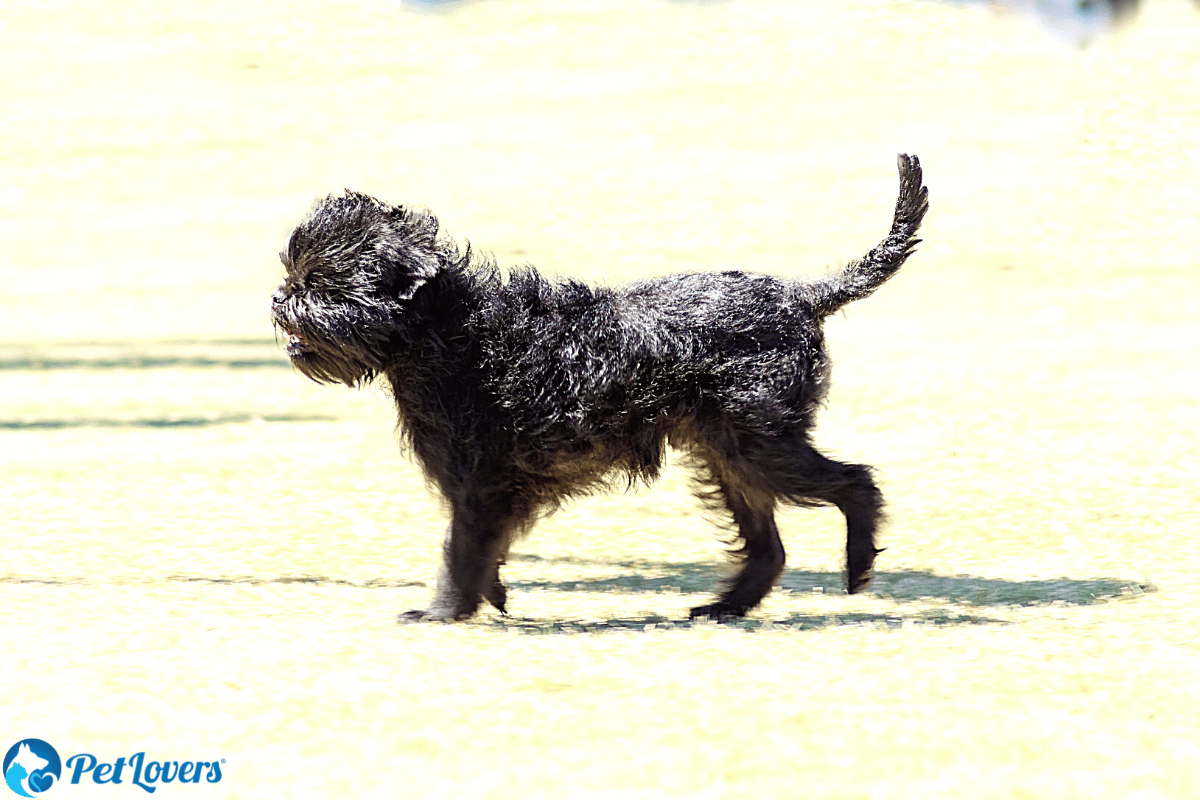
282,330,307,357
271,290,307,357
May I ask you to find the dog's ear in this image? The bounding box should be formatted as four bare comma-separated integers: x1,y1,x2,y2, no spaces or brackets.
377,204,443,300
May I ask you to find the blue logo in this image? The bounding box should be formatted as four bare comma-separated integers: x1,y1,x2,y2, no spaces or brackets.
63,752,223,793
3,739,61,798
4,741,223,795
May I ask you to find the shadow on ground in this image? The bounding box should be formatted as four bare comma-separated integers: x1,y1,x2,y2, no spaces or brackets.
505,553,1152,608
0,355,289,370
166,575,424,588
4,559,1149,607
2,558,1151,635
0,575,425,588
0,339,287,371
0,413,334,430
475,609,1006,634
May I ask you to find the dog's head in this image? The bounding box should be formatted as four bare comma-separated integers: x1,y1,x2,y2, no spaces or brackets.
271,191,445,386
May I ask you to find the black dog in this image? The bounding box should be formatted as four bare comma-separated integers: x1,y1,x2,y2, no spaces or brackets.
272,155,928,621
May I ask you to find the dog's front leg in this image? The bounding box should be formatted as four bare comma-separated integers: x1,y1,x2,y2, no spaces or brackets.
481,556,508,613
399,499,514,622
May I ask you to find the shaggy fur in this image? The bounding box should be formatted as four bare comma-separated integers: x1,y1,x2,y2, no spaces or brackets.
272,154,929,621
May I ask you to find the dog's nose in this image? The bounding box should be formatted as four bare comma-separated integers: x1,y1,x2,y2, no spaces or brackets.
271,288,287,306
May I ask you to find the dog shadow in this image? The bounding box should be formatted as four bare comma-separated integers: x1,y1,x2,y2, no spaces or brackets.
487,553,1152,634
480,610,1001,634
11,558,1145,636
505,553,1149,607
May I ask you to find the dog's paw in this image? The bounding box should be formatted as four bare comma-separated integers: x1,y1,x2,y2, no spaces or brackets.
397,603,481,622
483,580,508,614
397,609,454,623
846,570,875,594
688,602,749,621
846,546,883,594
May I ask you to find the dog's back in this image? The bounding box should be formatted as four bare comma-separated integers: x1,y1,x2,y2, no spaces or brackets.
483,155,928,453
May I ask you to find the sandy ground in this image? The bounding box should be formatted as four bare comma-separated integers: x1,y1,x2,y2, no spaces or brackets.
2,1,1199,797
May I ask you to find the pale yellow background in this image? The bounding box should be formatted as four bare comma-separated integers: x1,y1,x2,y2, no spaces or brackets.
2,1,1198,798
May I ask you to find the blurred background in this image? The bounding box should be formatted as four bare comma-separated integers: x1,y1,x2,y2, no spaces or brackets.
2,0,1197,344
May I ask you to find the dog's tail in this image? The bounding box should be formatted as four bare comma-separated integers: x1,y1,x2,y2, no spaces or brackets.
809,154,929,316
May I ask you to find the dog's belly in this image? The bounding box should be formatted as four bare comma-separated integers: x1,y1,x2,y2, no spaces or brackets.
539,447,622,488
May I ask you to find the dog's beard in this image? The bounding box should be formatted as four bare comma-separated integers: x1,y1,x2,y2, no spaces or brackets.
272,301,392,387
274,327,371,386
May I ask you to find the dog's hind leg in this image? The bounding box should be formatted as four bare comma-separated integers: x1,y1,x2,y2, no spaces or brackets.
689,465,786,620
399,495,521,622
768,441,884,594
